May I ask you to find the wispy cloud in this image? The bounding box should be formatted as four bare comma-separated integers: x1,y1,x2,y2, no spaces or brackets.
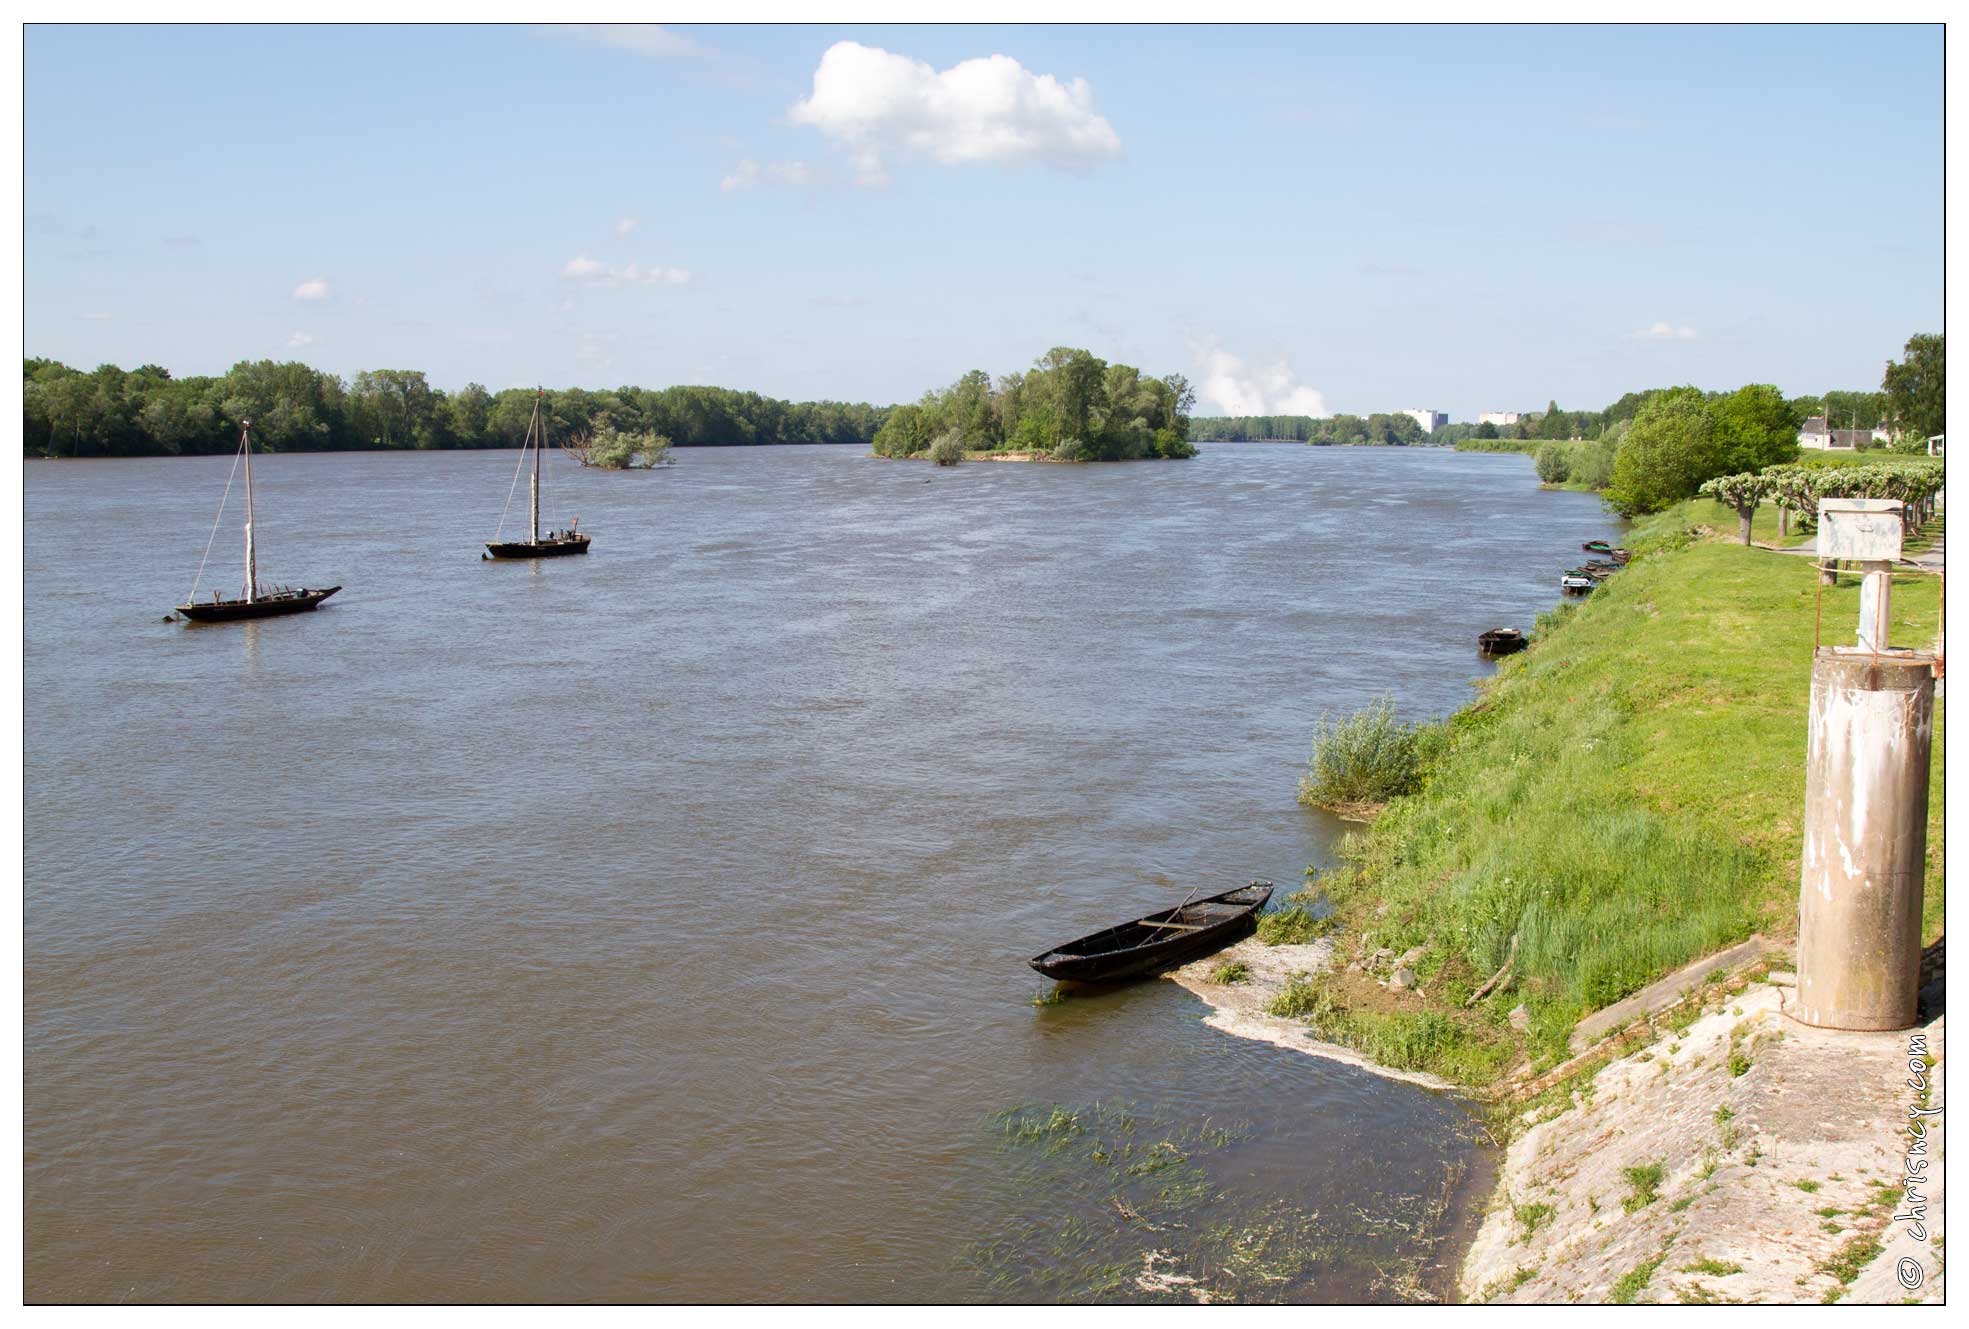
811,294,868,309
286,331,316,348
78,311,112,321
614,217,639,237
561,254,692,288
787,41,1122,186
556,24,703,59
720,158,813,192
1194,342,1328,417
163,235,201,249
292,277,331,301
1638,321,1698,340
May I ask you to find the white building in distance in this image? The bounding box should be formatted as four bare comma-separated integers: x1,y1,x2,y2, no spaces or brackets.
1478,410,1523,426
1798,416,1892,451
1402,409,1448,433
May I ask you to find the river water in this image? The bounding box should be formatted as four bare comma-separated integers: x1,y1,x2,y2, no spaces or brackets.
25,443,1618,1303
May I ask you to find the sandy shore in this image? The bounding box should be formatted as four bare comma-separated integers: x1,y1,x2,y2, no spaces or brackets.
1165,934,1460,1092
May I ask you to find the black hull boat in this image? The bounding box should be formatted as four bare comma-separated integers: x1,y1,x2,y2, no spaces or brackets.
485,536,590,560
173,419,340,625
485,388,589,561
1478,627,1527,656
1029,882,1273,983
1583,540,1615,554
178,586,340,623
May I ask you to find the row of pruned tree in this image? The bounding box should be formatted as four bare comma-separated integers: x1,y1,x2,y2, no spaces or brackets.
1699,462,1945,546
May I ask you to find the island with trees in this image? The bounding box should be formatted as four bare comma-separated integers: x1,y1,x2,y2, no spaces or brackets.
870,347,1197,464
21,357,890,458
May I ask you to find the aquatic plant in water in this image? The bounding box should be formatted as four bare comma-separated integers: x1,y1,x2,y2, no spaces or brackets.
964,1101,1466,1303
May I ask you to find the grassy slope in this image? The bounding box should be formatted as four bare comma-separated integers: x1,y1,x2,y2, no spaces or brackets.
1314,502,1943,1082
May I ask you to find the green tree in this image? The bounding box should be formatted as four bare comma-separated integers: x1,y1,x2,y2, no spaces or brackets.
872,403,935,457
1697,472,1771,546
1706,383,1799,474
1604,389,1719,516
1534,442,1571,484
1882,333,1944,440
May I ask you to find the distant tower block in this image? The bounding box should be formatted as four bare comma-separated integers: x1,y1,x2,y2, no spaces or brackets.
1793,648,1935,1030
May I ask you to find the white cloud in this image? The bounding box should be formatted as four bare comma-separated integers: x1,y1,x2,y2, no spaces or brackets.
558,24,702,58
787,41,1121,185
1195,344,1329,417
77,311,112,321
286,331,316,348
615,217,639,237
1640,321,1697,340
560,254,692,288
720,158,814,191
291,278,331,301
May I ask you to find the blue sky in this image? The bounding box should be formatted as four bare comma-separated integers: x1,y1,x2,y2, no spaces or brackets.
24,23,1943,418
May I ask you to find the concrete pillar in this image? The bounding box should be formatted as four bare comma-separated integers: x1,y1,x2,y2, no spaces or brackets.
1795,647,1935,1030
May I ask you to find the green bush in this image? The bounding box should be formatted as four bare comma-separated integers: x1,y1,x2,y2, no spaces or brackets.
1534,442,1571,484
1298,693,1424,812
927,429,966,466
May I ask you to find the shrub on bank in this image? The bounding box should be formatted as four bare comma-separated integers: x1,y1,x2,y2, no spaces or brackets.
1298,694,1425,813
927,430,965,466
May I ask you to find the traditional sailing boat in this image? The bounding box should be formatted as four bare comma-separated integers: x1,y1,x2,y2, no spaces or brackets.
484,389,590,559
175,420,340,623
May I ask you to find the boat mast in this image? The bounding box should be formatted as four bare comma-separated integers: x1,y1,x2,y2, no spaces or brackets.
530,388,542,545
241,419,257,602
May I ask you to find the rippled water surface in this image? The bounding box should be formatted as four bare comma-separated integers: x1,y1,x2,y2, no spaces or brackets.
25,443,1618,1302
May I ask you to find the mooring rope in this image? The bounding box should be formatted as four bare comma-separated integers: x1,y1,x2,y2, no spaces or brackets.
185,440,245,604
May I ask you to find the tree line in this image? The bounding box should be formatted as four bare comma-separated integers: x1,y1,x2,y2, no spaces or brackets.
1460,333,1944,516
872,346,1198,462
22,357,891,458
1187,413,1429,446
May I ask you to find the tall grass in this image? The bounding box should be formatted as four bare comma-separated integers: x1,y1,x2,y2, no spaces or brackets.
1326,511,1944,1076
1297,693,1424,813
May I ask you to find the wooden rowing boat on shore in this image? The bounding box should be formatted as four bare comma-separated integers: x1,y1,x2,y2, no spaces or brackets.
1029,882,1273,982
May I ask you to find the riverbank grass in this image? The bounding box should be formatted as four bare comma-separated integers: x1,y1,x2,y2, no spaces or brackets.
1312,503,1942,1082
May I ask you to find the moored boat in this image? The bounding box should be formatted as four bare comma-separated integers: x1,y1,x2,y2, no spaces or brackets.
1561,571,1596,593
1478,627,1527,655
179,585,340,622
1583,539,1615,554
1029,881,1273,983
485,389,591,560
173,419,341,624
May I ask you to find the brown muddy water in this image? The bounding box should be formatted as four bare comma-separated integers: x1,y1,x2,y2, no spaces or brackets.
25,443,1618,1303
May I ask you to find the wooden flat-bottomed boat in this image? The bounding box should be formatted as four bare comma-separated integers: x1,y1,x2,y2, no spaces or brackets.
173,419,341,624
1583,539,1615,554
485,388,591,560
179,585,340,622
485,532,589,559
1478,627,1527,656
1561,571,1596,593
1029,881,1273,983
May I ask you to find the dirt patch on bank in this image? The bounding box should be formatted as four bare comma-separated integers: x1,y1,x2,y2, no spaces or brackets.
1165,934,1459,1092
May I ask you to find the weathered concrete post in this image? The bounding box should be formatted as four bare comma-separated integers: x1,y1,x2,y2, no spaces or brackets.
1794,649,1934,1029
1795,497,1932,1030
